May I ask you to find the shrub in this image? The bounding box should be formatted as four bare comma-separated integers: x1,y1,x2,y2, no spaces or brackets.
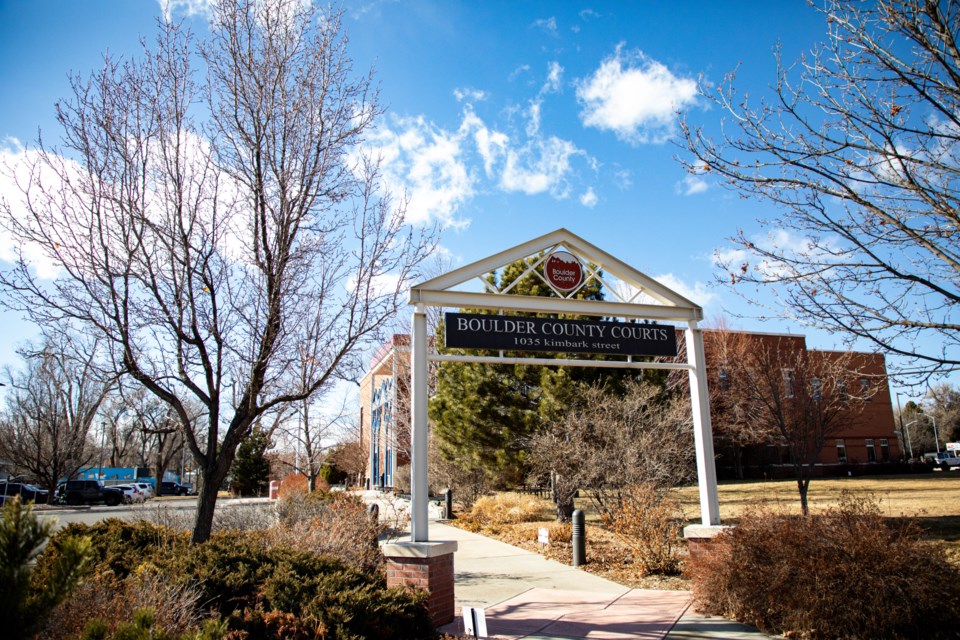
173,529,432,638
393,464,412,493
38,519,188,580
604,484,683,575
686,494,960,639
278,473,309,498
0,497,92,639
461,492,552,526
269,491,383,573
40,568,207,640
45,513,434,639
77,608,227,640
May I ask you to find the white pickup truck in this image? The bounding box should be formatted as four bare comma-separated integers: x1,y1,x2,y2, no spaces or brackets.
931,451,960,470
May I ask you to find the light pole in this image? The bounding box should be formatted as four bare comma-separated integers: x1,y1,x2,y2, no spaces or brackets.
98,420,107,480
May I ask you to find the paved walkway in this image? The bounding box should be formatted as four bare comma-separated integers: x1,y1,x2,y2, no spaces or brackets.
423,521,778,640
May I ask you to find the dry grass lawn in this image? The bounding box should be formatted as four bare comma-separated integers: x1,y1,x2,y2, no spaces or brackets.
672,471,960,550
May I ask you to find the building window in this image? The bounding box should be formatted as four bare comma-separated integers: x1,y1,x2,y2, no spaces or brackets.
860,378,871,401
783,369,796,397
866,438,876,463
837,379,848,403
812,377,823,402
880,438,890,462
836,439,847,464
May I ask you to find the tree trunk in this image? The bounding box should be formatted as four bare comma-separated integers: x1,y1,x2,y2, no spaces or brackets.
192,478,219,544
191,458,232,543
555,490,575,522
797,476,810,517
154,447,167,490
733,444,744,480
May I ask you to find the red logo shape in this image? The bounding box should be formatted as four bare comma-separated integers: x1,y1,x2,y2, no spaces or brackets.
544,251,584,292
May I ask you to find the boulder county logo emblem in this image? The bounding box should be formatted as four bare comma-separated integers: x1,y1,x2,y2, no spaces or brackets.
544,251,584,292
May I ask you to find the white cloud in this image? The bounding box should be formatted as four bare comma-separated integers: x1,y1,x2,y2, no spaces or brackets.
580,187,598,208
1,130,244,280
532,17,558,36
713,228,843,283
0,142,63,279
527,100,543,137
453,87,488,102
367,115,475,229
676,159,710,195
676,174,708,195
543,62,564,94
498,136,580,198
576,44,697,144
613,168,633,190
158,0,213,20
367,63,597,223
509,64,532,82
652,273,717,306
606,273,716,308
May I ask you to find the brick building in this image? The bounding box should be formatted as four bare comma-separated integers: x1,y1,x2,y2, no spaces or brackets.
359,329,901,487
359,335,411,489
702,330,901,479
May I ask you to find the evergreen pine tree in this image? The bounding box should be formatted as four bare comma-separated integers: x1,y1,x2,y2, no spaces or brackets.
230,428,272,496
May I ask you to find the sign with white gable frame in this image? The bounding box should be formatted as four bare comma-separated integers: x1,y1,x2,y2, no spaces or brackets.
406,228,722,544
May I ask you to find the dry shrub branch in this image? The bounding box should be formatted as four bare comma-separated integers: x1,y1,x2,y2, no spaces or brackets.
687,494,960,639
605,483,684,575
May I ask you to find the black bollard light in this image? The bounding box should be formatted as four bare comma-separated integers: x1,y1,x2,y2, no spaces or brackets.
368,502,379,522
444,488,454,520
572,509,586,566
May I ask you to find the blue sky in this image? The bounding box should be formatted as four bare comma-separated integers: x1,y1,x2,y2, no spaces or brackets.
0,1,927,404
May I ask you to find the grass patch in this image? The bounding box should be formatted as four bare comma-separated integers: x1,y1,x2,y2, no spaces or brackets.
672,473,960,557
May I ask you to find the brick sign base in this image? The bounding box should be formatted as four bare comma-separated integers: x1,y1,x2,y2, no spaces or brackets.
382,540,458,625
683,524,731,558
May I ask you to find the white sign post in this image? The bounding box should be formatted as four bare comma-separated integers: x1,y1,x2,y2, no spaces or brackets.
462,606,488,638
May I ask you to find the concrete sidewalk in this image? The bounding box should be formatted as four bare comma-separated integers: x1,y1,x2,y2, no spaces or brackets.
425,521,777,640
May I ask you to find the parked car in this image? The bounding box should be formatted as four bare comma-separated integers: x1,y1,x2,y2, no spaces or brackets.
0,481,50,504
62,480,123,506
134,482,155,498
158,481,190,496
112,484,146,503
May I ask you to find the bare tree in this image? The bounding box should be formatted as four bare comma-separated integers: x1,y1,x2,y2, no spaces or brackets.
717,334,868,515
0,335,113,492
0,1,435,542
121,386,188,487
101,392,145,469
702,326,787,479
924,382,960,444
680,0,960,382
526,379,695,522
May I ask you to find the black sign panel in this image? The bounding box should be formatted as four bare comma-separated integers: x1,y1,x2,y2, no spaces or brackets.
444,312,677,357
